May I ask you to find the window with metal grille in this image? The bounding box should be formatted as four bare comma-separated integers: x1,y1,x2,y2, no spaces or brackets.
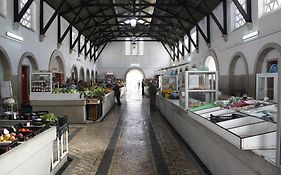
139,38,144,55
0,0,7,17
233,0,246,29
191,30,197,52
80,35,84,55
132,42,138,56
20,0,35,29
72,32,77,51
125,38,131,55
264,0,281,13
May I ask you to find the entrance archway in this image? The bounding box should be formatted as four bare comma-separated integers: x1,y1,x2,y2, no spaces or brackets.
18,52,39,105
125,68,145,93
204,56,217,71
71,65,78,81
86,69,90,82
79,67,85,81
229,52,249,96
0,48,11,81
49,50,65,87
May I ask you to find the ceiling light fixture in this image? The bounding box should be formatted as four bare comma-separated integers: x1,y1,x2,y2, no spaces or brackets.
130,19,137,27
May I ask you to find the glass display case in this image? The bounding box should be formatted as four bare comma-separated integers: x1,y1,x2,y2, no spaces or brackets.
179,71,218,109
256,73,277,102
30,72,52,93
190,105,277,150
159,75,178,99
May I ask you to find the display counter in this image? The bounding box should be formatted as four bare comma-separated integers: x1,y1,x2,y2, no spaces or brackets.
30,91,116,123
100,91,115,119
0,126,56,175
156,95,281,175
30,93,86,124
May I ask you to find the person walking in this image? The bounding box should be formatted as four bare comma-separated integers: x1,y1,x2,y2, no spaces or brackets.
113,82,121,105
141,79,145,96
148,80,158,111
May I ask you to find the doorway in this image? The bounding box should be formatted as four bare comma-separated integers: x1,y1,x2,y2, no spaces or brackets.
21,66,29,104
125,68,145,93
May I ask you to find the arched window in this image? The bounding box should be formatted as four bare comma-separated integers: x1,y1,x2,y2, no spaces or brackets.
139,38,144,55
125,38,131,55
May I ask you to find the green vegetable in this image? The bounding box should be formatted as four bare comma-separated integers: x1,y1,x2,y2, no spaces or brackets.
40,113,58,123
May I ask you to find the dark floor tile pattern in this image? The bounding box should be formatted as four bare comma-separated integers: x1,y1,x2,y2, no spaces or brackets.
62,90,206,175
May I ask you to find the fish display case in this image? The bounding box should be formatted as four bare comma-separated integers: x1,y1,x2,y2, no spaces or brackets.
189,102,277,150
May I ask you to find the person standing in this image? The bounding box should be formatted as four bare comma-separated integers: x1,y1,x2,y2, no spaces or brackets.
141,79,145,96
148,80,158,111
113,82,121,105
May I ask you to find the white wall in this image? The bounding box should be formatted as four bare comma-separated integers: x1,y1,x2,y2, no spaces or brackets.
173,0,281,77
0,0,95,78
96,42,170,79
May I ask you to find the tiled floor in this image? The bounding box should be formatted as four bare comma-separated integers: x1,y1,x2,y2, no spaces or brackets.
62,89,208,175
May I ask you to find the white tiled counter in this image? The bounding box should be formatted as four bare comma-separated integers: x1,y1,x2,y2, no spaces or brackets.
0,127,56,175
156,95,281,175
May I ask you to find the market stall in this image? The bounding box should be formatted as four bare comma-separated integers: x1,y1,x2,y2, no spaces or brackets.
155,70,281,175
29,72,116,123
0,120,56,175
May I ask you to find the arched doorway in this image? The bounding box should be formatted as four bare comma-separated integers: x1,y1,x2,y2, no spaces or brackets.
49,50,65,87
229,52,249,96
204,56,217,71
79,67,85,81
255,43,281,74
0,48,11,81
91,70,94,81
71,65,78,81
18,52,39,105
125,68,145,93
86,69,90,83
254,43,281,101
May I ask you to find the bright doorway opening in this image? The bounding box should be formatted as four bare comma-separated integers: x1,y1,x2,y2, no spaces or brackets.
126,68,144,93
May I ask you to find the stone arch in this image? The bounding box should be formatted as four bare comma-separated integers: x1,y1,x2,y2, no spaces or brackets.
204,49,219,73
71,65,78,81
86,69,90,82
49,49,65,85
18,52,39,105
0,45,12,81
91,70,94,81
254,42,281,74
124,67,146,79
229,52,249,96
79,67,85,81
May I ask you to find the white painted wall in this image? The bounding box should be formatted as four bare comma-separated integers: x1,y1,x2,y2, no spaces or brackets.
0,0,95,78
174,0,281,78
96,42,170,79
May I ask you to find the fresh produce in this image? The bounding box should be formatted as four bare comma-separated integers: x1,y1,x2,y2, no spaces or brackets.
19,128,32,133
40,113,58,123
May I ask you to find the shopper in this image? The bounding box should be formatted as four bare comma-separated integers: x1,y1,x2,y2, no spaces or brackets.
113,82,121,105
148,80,158,111
141,79,145,96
